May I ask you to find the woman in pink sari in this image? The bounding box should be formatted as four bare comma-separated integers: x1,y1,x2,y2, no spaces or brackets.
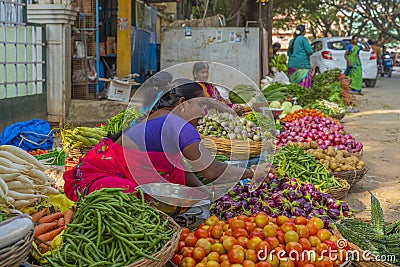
63,79,271,201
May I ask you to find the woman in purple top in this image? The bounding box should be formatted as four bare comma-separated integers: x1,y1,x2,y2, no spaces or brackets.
64,79,272,201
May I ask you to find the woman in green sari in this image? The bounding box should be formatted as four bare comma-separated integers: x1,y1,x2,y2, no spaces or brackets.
344,36,369,95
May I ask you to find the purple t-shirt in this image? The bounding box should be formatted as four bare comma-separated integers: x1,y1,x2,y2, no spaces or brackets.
124,114,201,153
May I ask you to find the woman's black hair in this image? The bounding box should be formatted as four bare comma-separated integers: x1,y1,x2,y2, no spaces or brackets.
141,71,173,108
193,62,209,79
351,35,359,41
109,79,204,142
288,25,306,54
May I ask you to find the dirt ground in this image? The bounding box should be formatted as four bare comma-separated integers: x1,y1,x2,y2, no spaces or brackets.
341,74,400,223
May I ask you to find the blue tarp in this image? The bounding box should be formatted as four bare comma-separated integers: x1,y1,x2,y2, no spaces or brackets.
0,119,54,151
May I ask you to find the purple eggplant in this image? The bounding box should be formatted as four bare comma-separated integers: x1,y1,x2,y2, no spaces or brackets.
231,186,243,194
328,203,339,210
266,200,276,208
322,216,333,229
288,191,297,202
223,211,235,220
241,200,249,209
311,209,321,215
251,207,259,214
327,208,340,219
222,201,232,209
341,202,350,212
249,197,258,205
297,198,306,208
279,182,290,190
251,190,260,198
242,192,250,199
313,192,323,201
303,203,312,213
221,195,231,201
293,207,307,217
233,201,243,210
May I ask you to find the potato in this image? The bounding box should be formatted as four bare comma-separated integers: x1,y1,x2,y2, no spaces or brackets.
336,151,344,157
357,160,365,167
310,141,318,149
342,150,350,157
334,168,342,172
356,165,363,170
330,162,339,170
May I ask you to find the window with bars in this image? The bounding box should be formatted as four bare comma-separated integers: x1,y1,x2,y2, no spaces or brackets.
0,0,45,99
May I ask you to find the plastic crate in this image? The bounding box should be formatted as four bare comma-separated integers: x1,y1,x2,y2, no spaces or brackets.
34,149,66,166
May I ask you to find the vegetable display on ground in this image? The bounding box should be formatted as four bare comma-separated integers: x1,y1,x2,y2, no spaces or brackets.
267,145,342,190
102,107,141,134
0,145,57,211
43,188,177,267
211,172,352,226
276,115,363,153
305,146,365,173
173,212,351,267
197,110,270,141
59,126,107,151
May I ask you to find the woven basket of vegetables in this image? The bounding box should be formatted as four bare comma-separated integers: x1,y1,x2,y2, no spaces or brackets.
40,188,181,267
0,214,34,267
331,167,368,186
200,134,266,160
325,179,350,200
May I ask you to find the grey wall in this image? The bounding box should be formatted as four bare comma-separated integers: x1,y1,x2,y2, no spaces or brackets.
160,27,261,87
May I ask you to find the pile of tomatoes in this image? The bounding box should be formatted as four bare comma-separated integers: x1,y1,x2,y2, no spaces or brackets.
280,109,339,124
172,212,350,267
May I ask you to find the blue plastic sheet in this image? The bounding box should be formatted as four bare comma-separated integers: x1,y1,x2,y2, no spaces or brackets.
0,119,54,152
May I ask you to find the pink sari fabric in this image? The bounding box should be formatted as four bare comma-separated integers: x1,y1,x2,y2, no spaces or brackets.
63,138,186,201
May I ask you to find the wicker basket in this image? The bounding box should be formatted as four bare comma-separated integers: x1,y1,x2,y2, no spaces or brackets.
29,211,181,267
200,135,269,160
0,228,34,267
333,225,397,267
63,146,93,162
126,210,181,267
325,179,351,200
331,167,368,186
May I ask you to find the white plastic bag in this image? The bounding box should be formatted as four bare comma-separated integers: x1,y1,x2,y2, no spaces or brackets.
273,71,290,84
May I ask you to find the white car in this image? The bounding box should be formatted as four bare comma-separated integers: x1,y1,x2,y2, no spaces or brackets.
310,37,378,87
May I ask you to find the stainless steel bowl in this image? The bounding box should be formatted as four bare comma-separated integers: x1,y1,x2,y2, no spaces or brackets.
138,183,210,217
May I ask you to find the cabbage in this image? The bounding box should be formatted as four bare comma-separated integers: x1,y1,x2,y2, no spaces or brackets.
269,101,281,108
281,101,293,110
291,105,302,111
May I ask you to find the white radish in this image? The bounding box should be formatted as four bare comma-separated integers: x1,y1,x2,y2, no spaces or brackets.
0,165,20,174
0,177,9,196
28,168,53,184
16,175,35,187
14,199,36,209
40,186,59,195
0,195,15,205
7,190,47,200
0,173,20,182
5,180,32,190
0,157,30,173
0,151,33,167
15,188,35,194
0,145,47,171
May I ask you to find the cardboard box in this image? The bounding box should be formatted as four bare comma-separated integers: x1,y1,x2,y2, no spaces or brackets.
107,80,131,102
106,37,116,55
98,42,105,56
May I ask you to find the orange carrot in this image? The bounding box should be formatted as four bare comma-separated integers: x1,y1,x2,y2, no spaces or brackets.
37,226,64,242
64,209,74,225
31,207,48,223
34,221,58,237
38,212,64,224
57,217,65,228
38,242,50,253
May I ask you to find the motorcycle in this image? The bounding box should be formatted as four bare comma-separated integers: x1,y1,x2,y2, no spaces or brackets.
379,53,393,77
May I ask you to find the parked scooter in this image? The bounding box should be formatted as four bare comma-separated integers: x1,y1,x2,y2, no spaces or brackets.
379,52,393,77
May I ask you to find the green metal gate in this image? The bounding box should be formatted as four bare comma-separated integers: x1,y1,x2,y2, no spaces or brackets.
0,0,46,131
